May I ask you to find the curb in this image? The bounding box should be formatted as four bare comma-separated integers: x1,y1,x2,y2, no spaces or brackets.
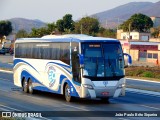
126,77,160,83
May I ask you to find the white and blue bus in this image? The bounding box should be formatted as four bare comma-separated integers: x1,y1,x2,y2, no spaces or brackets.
14,34,132,102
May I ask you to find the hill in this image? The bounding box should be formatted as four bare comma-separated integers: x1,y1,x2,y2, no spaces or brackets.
92,1,160,28
9,18,46,33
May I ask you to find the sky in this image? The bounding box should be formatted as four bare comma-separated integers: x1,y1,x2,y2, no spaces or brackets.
0,0,160,23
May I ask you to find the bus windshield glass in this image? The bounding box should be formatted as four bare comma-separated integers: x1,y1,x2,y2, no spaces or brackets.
82,42,124,78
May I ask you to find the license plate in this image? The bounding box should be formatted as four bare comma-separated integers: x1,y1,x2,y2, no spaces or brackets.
101,92,109,96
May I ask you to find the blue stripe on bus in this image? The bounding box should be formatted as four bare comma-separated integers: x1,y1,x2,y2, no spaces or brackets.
47,62,70,68
59,75,79,97
47,62,72,74
66,80,80,97
33,86,62,94
14,59,39,73
21,70,42,85
72,79,81,86
21,70,79,97
21,70,61,94
60,75,81,86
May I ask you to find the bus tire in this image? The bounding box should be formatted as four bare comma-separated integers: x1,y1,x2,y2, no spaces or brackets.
28,79,34,94
64,84,73,102
101,98,110,103
23,79,28,93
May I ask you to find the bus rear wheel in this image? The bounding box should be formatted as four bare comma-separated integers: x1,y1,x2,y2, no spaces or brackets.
23,79,28,93
28,79,34,94
64,84,73,102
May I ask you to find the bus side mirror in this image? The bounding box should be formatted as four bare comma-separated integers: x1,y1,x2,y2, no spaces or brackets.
78,54,84,68
123,53,132,68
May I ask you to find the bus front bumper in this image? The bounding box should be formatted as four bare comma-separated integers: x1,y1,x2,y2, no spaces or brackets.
81,85,125,99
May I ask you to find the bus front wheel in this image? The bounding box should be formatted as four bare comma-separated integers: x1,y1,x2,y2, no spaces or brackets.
64,84,73,102
28,79,34,94
23,79,28,93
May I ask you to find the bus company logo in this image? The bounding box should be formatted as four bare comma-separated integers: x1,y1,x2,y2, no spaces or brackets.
48,66,56,87
103,81,108,87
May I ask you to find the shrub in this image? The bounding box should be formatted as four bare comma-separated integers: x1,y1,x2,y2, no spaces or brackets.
126,71,134,76
135,69,144,76
155,74,160,79
142,71,154,78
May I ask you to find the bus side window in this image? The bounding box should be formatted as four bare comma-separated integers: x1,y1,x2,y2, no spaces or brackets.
60,43,70,65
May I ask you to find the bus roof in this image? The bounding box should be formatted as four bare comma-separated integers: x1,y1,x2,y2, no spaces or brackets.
15,34,120,43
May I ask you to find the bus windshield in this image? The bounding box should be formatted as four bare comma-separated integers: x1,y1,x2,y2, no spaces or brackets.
82,43,124,78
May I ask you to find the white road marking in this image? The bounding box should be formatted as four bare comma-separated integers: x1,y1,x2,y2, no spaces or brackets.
126,88,160,96
0,77,12,82
140,105,160,110
118,118,130,120
0,108,10,111
23,95,44,101
62,104,89,111
0,104,21,111
0,69,13,74
0,88,9,92
126,78,160,84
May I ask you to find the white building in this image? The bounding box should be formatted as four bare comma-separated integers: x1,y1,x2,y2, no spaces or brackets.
117,30,150,41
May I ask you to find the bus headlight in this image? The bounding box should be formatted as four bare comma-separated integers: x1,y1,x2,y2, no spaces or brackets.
122,83,125,87
118,83,125,88
83,84,93,89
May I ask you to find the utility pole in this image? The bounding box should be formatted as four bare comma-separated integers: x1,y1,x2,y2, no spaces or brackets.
81,24,82,34
128,23,131,40
117,18,119,30
106,20,108,28
128,23,131,55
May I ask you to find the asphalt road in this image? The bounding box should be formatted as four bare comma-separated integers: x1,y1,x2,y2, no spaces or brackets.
0,54,13,70
0,72,160,120
0,54,13,63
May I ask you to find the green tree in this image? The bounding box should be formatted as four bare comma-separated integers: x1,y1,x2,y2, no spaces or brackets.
0,20,12,43
151,26,160,38
29,28,40,37
56,14,75,33
47,22,56,34
97,28,116,38
63,14,74,33
74,17,99,35
29,27,48,37
120,13,153,32
29,22,56,37
56,19,64,33
16,29,28,38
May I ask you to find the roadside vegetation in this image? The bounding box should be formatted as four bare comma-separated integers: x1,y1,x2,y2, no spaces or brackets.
125,66,160,81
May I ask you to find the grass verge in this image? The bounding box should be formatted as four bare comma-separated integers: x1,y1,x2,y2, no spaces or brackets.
125,66,160,82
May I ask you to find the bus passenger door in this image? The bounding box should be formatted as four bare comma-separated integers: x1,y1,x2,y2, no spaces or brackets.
72,51,81,83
